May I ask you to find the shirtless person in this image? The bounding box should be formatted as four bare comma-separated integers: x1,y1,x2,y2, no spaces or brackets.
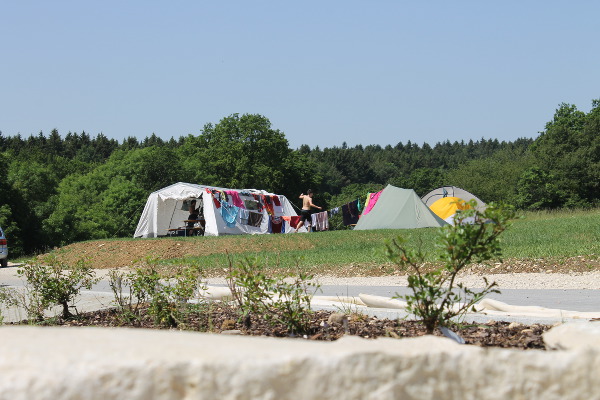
295,189,322,233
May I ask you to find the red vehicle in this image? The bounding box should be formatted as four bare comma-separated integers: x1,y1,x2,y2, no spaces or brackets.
0,227,8,268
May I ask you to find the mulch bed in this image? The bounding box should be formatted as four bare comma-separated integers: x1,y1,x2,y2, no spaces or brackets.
25,305,551,350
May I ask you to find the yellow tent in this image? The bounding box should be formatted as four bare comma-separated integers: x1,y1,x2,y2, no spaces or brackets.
429,197,471,225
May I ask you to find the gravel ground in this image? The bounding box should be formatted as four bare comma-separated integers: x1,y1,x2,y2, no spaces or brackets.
307,272,600,290
5,261,600,290
201,271,600,290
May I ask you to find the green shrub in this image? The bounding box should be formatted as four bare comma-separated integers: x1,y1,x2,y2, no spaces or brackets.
226,255,319,335
109,260,206,328
12,257,98,321
386,201,515,334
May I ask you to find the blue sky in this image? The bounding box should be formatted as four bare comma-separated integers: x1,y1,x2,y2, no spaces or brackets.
1,2,598,149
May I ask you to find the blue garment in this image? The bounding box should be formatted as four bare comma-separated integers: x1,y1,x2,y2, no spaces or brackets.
220,201,239,228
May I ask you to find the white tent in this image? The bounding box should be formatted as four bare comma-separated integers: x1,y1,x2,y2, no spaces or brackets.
354,185,447,230
134,182,302,238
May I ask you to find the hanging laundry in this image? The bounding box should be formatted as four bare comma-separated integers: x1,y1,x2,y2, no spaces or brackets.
311,211,329,231
282,215,300,229
362,191,383,215
342,200,360,225
315,211,329,231
269,216,284,233
363,193,372,213
261,195,274,215
225,190,245,208
272,195,284,214
212,194,221,209
210,189,225,206
330,207,340,215
220,201,239,228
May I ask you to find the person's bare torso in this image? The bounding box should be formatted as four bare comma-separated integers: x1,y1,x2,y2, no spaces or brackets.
302,195,312,210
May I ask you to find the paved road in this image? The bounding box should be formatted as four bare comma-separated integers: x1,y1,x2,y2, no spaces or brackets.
315,285,600,312
2,265,600,324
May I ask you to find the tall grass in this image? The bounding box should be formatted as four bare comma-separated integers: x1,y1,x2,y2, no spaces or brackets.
171,209,600,271
502,208,600,258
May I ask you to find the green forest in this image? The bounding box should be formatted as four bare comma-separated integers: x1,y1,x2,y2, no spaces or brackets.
1,101,599,257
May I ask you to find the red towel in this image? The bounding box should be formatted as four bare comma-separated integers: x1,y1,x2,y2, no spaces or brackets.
283,216,300,229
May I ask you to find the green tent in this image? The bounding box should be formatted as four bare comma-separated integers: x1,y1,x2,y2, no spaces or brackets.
354,185,447,230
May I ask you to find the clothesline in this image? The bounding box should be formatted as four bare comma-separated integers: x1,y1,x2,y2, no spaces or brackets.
321,189,385,227
274,190,384,229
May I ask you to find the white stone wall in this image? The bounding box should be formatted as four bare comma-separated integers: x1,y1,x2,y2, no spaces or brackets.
0,326,598,400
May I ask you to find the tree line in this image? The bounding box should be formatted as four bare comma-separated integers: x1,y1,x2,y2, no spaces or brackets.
1,101,598,257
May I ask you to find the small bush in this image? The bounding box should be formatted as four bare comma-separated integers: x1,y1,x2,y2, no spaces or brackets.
226,255,319,335
108,259,206,328
8,257,98,321
386,201,515,334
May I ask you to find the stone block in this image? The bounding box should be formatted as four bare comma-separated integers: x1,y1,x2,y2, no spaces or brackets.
543,322,600,350
0,326,599,399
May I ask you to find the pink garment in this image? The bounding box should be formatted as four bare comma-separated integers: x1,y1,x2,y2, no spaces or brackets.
362,191,382,215
225,190,245,208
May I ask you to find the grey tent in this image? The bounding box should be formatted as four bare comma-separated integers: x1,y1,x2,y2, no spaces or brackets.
421,186,486,208
354,185,447,230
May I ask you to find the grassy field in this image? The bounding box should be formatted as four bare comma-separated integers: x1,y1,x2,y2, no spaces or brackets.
165,208,600,272
34,208,600,274
501,209,600,258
